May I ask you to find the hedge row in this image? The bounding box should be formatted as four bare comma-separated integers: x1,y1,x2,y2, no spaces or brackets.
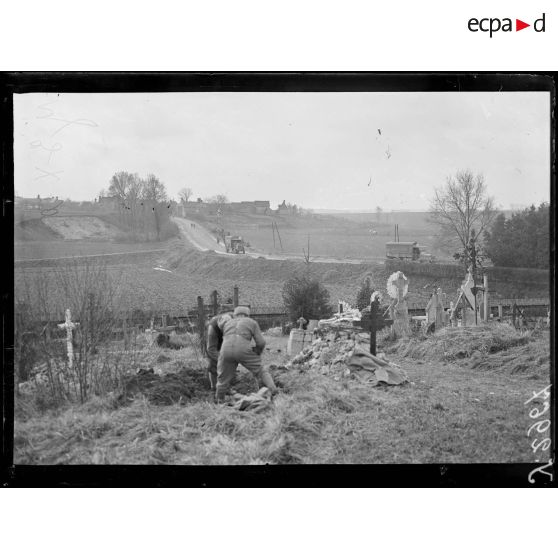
384,259,549,285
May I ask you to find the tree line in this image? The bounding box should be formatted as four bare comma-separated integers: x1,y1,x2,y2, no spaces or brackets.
484,203,549,269
429,170,549,271
100,171,178,241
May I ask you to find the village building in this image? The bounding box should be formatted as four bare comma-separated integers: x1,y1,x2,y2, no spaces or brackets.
97,195,120,211
180,199,272,216
254,200,270,214
277,200,290,216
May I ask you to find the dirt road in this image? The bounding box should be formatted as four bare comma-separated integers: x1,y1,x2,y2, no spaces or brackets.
172,217,372,264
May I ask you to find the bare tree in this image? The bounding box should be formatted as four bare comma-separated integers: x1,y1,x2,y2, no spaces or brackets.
429,170,496,267
141,174,167,203
178,187,193,204
108,171,143,234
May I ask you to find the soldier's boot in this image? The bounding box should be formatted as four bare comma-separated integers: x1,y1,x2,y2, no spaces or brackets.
208,371,218,391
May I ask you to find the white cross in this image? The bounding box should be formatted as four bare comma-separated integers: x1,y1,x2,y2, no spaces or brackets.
58,308,78,368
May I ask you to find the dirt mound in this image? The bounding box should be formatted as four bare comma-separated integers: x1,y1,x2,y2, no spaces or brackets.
467,330,550,377
155,333,189,350
388,323,536,363
119,366,209,405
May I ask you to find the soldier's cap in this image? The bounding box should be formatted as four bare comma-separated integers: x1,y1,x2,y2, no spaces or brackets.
234,306,251,317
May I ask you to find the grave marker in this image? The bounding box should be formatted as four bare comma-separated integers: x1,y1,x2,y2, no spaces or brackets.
57,308,78,368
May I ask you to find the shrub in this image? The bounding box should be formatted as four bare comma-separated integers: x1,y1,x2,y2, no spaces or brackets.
281,273,332,322
14,258,141,405
355,276,375,310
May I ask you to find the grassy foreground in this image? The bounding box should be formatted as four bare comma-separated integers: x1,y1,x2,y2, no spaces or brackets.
14,326,551,464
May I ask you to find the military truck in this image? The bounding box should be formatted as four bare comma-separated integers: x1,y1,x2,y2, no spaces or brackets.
224,235,246,254
385,241,421,260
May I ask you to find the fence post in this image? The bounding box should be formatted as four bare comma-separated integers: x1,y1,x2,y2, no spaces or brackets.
483,274,489,322
233,286,239,308
212,290,219,316
123,315,130,350
197,296,206,354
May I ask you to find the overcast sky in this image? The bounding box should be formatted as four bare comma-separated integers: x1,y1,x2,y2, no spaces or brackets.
14,91,550,211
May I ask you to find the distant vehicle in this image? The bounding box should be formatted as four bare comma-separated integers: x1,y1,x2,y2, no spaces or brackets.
386,241,421,261
224,235,246,254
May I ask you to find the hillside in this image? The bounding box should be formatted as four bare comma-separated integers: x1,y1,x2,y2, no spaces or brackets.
15,215,123,243
188,209,447,261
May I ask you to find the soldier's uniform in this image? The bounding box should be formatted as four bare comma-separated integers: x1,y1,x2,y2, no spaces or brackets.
216,307,277,402
206,313,232,390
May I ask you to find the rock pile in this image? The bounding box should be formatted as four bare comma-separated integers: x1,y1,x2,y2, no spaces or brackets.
287,330,407,386
318,301,361,327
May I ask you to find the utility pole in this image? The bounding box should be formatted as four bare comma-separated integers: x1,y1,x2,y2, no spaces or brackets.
274,221,284,251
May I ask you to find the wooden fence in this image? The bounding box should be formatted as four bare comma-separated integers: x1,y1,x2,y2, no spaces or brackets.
385,259,550,285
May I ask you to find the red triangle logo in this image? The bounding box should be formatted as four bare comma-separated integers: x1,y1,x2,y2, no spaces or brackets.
516,19,530,31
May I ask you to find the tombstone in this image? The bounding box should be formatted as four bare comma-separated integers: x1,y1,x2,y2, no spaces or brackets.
287,329,310,356
425,290,438,331
460,268,480,326
386,271,410,336
448,301,457,327
297,316,308,330
307,319,319,332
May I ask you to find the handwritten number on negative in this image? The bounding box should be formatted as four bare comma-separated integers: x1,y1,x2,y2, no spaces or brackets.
531,438,551,453
527,419,550,437
524,385,551,405
529,402,549,419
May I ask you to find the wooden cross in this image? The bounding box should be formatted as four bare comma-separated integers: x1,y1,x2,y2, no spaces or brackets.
360,299,392,356
57,308,78,369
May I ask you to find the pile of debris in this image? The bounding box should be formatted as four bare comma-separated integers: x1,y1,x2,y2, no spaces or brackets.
287,330,407,386
318,301,361,327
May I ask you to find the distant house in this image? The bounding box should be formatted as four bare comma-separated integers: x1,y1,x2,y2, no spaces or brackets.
254,200,270,214
16,196,56,210
239,201,256,214
180,198,272,217
97,195,119,211
277,200,290,216
79,201,95,212
182,199,220,215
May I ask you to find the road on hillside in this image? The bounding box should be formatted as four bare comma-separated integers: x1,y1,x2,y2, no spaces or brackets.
172,217,382,264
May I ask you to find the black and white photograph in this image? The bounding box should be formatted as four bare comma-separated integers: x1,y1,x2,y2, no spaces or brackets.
6,75,554,480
